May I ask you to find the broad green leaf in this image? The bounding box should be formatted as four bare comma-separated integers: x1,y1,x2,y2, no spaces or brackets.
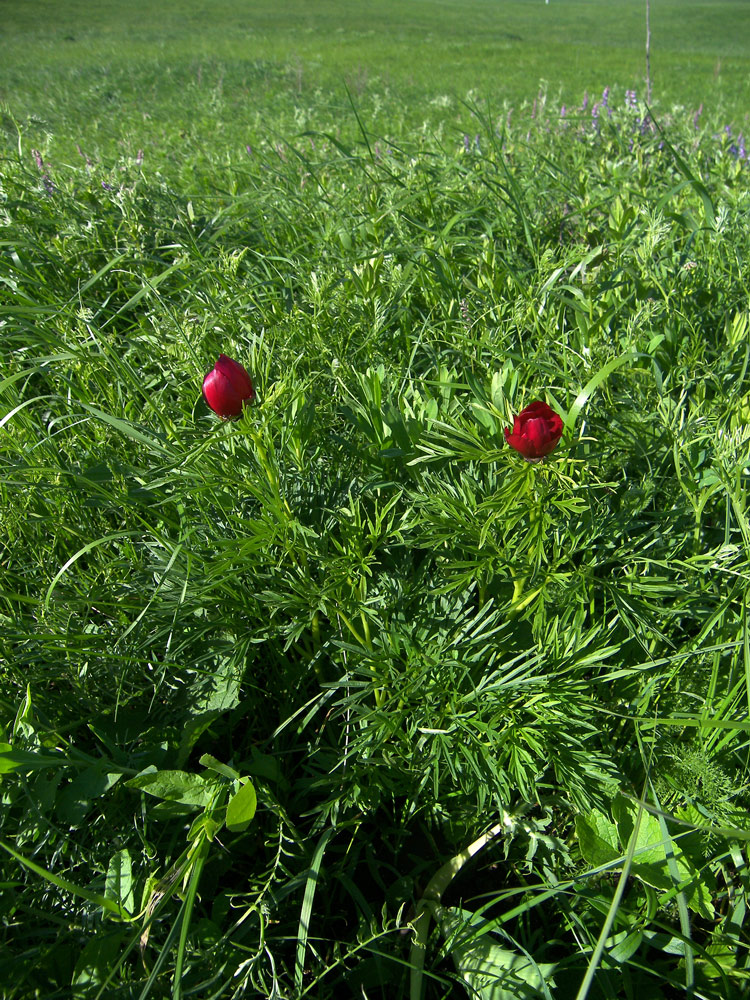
607,928,644,964
126,769,217,809
246,748,285,785
56,767,122,827
176,657,243,767
436,906,555,1000
613,796,715,918
188,810,224,843
0,743,66,774
225,780,257,833
105,849,134,916
575,811,620,868
72,929,127,998
700,940,742,978
199,754,240,782
613,794,667,865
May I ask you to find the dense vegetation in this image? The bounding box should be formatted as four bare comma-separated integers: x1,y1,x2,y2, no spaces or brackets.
2,2,750,998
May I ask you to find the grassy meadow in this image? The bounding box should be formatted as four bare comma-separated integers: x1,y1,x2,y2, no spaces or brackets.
2,1,750,998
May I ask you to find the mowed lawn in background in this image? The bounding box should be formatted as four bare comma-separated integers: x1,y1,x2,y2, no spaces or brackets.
1,0,749,159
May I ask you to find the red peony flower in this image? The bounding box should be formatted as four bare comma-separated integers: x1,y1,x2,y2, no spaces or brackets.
202,354,256,419
504,400,563,461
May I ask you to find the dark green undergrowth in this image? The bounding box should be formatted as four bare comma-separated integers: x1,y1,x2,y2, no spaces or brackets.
2,67,750,1000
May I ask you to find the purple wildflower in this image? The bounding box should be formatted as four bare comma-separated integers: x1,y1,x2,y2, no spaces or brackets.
101,182,114,191
245,144,253,156
32,149,55,195
581,91,589,112
463,134,471,152
560,105,567,118
136,149,144,165
693,104,703,129
625,89,637,110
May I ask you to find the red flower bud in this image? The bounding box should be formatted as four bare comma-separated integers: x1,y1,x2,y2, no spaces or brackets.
202,354,256,418
504,400,563,461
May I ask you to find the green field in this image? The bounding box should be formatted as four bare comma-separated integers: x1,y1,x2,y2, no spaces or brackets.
2,2,750,999
2,0,750,162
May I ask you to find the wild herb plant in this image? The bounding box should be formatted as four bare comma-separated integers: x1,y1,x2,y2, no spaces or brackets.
2,10,750,997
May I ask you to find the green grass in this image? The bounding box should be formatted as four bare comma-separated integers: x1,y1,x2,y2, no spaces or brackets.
2,0,750,164
2,2,750,998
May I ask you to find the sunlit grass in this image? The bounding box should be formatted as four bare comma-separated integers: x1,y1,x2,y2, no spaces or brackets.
2,4,750,997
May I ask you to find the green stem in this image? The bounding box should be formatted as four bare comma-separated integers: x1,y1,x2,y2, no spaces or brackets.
511,576,526,604
310,609,325,684
360,606,385,708
508,471,547,614
337,609,366,647
311,608,321,649
172,835,209,1000
409,819,508,1000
